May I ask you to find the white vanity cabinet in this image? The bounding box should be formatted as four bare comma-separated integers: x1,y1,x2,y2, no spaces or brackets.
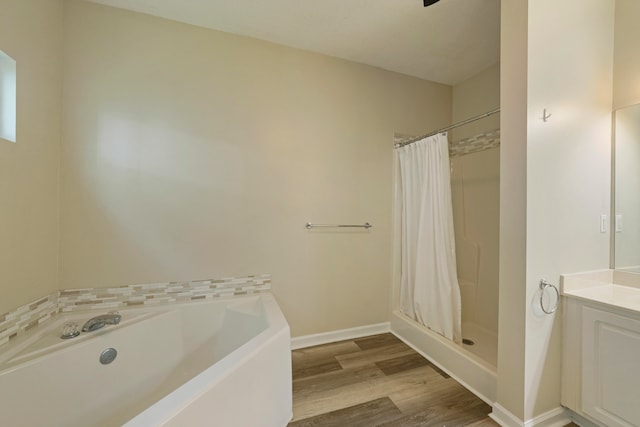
561,272,640,427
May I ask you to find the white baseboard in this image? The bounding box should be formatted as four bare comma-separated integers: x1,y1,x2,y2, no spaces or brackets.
290,322,390,350
566,410,601,427
525,407,572,427
491,404,571,427
491,403,525,427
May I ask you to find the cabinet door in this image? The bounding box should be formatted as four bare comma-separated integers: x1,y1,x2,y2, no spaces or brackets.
582,306,640,427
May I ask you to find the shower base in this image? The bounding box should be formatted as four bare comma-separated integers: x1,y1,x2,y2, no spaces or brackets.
390,310,497,404
462,322,498,367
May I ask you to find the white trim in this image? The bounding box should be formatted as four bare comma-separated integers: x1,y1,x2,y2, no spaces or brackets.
290,322,390,350
524,407,571,427
392,329,495,405
490,404,571,427
566,410,601,427
490,403,524,427
390,311,497,404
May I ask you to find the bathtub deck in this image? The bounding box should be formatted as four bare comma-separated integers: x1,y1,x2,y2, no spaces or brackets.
288,333,496,426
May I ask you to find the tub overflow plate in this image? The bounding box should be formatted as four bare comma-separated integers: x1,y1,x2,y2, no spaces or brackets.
100,348,117,365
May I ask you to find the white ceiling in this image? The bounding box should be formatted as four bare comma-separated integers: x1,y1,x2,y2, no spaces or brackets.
87,0,500,86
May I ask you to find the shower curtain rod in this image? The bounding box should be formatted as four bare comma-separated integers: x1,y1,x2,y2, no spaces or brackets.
394,107,501,149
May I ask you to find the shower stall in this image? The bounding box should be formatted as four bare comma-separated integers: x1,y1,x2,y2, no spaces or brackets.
391,110,500,404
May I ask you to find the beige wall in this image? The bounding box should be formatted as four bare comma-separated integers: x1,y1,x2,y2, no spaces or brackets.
497,0,528,419
0,0,63,314
59,0,451,337
451,64,500,336
613,0,640,110
497,0,614,422
451,63,501,140
525,0,613,418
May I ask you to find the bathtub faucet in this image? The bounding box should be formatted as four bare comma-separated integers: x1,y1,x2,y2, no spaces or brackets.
82,313,121,332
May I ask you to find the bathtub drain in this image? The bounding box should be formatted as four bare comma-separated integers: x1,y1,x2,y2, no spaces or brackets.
100,348,118,365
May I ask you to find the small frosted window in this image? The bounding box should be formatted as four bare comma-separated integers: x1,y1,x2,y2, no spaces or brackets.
0,50,16,143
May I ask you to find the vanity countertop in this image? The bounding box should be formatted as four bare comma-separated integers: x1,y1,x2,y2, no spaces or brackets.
561,269,640,315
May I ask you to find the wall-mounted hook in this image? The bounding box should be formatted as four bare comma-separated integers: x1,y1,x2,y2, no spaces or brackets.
542,109,551,122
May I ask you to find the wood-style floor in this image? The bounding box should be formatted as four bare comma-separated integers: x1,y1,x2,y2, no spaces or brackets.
288,333,497,426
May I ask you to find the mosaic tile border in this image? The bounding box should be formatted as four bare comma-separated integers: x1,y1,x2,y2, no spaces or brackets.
0,274,270,347
449,129,500,157
393,129,500,158
0,294,59,347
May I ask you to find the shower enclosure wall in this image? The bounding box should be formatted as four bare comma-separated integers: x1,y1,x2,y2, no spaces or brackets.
391,64,500,404
391,124,500,404
451,132,499,367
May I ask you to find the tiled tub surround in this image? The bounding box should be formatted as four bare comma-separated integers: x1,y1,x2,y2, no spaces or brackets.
0,274,270,347
0,290,291,427
0,293,59,347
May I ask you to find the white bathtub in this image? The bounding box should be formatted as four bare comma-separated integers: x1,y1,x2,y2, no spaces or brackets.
390,310,496,404
0,293,292,427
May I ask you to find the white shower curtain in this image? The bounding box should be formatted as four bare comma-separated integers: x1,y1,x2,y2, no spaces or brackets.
396,132,462,344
